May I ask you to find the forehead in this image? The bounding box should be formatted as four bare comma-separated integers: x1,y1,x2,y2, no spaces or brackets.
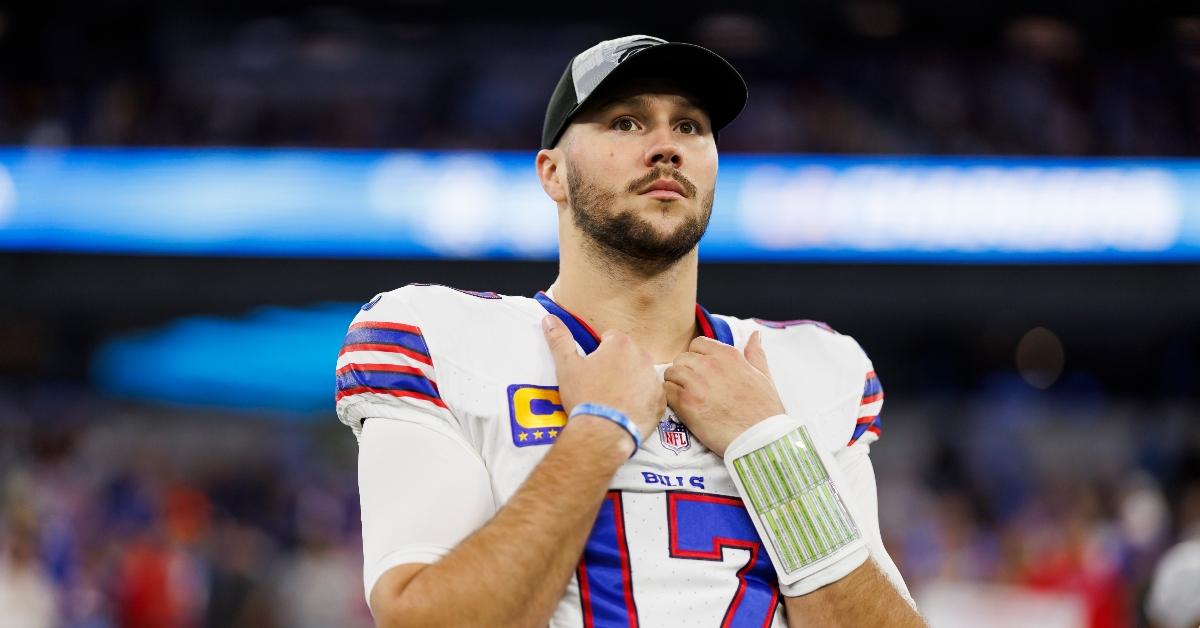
578,78,709,119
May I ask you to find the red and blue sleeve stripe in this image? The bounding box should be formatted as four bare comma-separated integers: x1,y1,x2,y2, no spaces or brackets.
338,322,432,365
848,370,883,446
334,363,445,407
848,415,882,445
860,371,883,405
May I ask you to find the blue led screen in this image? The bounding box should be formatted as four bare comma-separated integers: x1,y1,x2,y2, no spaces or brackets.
3,148,1200,262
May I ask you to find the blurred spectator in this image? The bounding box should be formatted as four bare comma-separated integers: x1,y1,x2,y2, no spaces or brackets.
2,7,1199,155
0,498,59,628
272,486,372,628
0,388,371,627
1145,539,1200,628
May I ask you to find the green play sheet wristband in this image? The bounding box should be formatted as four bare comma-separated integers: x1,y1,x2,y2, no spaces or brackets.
731,425,860,574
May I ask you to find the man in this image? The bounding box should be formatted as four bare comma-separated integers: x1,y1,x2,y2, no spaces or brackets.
337,35,924,627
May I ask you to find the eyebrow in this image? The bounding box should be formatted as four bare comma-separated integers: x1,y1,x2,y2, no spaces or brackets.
595,94,705,117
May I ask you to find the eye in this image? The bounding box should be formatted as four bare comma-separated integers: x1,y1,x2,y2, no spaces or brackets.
677,120,701,135
612,117,639,132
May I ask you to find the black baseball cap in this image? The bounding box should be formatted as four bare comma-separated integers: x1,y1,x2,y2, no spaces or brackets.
541,35,748,149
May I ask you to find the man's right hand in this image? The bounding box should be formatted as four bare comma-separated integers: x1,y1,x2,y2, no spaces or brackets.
542,315,666,440
369,317,671,628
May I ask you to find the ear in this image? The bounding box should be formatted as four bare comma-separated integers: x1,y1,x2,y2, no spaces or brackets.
536,148,568,204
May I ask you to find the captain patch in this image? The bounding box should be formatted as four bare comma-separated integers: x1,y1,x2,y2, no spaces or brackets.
508,384,567,447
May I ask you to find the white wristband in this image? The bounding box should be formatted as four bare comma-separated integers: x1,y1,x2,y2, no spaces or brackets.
725,414,869,596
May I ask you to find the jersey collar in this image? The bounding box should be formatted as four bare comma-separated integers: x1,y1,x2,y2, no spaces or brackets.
534,291,734,355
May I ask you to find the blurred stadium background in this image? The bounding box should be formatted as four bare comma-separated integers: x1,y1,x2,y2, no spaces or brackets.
1,1,1199,627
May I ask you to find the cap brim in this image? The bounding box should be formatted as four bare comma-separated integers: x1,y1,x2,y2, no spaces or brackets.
572,42,747,138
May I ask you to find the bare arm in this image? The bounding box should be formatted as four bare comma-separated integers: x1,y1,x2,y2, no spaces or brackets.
782,440,924,627
665,333,925,627
784,561,925,628
371,414,632,627
370,317,665,627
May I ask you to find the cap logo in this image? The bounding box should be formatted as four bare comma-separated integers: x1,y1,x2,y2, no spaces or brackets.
615,39,658,63
570,35,666,102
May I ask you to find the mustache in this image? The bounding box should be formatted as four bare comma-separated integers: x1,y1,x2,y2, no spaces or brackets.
625,167,698,198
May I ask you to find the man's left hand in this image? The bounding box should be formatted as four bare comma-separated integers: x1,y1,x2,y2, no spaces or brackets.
664,331,786,457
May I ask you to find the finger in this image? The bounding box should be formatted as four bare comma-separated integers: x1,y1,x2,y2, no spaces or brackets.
688,335,732,356
663,363,697,387
743,331,772,376
673,352,720,381
542,316,580,370
663,380,685,411
663,381,696,425
670,350,704,371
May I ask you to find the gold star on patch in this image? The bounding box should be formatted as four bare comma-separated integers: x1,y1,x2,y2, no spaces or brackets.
533,430,544,440
548,429,559,438
518,432,529,442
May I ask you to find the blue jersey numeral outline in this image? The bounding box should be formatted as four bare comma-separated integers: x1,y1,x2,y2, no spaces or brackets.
577,491,639,627
578,490,780,628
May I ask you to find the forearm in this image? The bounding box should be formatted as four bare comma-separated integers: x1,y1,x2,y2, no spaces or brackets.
720,414,924,628
373,415,631,627
783,560,925,628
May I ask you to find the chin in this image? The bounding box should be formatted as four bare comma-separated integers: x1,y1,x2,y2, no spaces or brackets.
637,203,693,228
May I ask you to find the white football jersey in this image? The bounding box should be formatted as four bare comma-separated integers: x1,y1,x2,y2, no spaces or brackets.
337,284,902,627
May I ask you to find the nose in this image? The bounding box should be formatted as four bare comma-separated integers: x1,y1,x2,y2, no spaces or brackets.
643,135,683,169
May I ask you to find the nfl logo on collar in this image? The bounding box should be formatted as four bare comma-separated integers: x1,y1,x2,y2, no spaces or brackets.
658,415,691,454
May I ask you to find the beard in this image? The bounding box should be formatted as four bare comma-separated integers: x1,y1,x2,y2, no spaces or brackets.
566,165,714,276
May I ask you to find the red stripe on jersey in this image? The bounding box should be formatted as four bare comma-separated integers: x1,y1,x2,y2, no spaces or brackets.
336,363,440,392
695,304,716,339
337,343,434,366
612,496,639,628
557,301,601,342
577,558,594,628
335,363,429,378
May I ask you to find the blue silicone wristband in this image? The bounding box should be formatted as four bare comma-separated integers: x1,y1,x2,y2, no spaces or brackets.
569,403,641,455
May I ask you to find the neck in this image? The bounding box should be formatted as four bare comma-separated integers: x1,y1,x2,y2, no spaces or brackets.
550,228,700,364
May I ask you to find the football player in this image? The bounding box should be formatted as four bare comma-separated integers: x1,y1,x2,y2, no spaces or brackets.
338,35,925,627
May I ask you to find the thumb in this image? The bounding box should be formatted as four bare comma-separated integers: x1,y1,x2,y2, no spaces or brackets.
542,316,580,370
744,331,772,376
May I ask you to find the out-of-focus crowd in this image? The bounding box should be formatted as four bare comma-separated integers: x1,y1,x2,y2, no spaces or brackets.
0,387,372,628
873,375,1200,628
1,379,1196,627
2,8,1199,155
